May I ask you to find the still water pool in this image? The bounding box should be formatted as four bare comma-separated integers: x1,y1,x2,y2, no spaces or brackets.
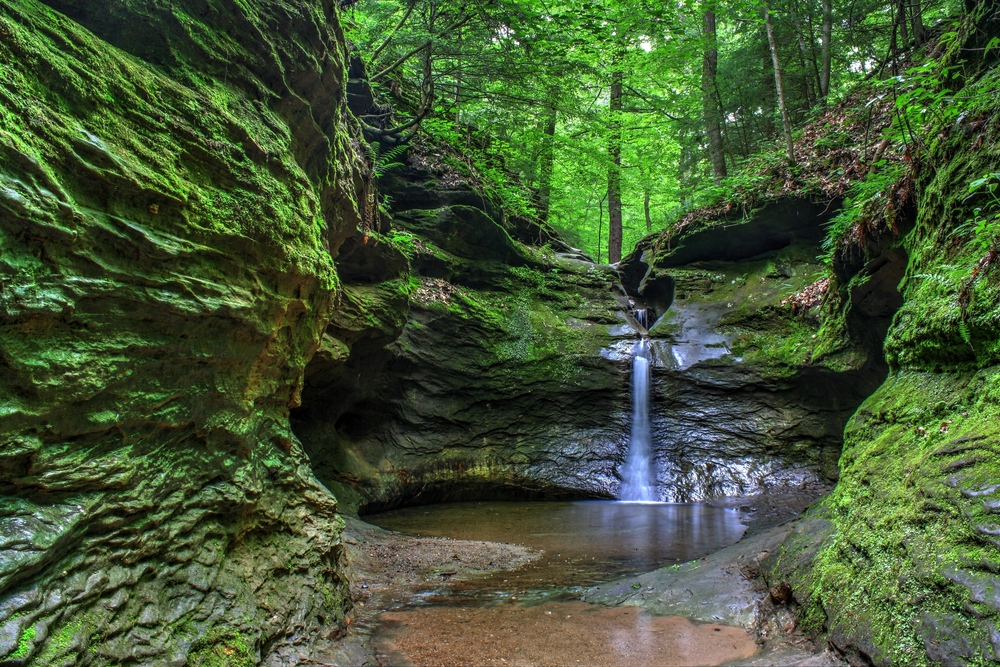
366,501,755,666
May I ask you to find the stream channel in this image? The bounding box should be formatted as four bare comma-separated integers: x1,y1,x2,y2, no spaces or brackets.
363,500,756,666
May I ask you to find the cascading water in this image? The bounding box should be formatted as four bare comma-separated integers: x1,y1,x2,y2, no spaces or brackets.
618,336,658,502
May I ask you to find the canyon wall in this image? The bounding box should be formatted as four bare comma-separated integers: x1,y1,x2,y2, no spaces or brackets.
0,1,364,663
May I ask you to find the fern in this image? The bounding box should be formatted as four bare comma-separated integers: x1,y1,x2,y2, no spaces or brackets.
914,272,953,287
914,268,967,295
958,320,973,349
367,142,408,178
963,172,1000,253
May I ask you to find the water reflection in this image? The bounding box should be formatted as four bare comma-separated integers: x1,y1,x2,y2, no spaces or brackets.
368,500,746,599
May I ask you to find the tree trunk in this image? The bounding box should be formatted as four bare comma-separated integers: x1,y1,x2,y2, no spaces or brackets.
643,190,652,232
597,196,605,264
819,0,833,99
761,36,776,139
911,0,926,45
454,25,462,125
702,6,728,184
804,5,824,99
537,99,557,222
764,3,796,163
608,70,624,263
898,0,910,46
736,107,750,157
888,0,900,75
788,1,816,105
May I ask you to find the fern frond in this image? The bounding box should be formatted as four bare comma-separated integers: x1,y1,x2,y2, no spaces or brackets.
958,320,972,347
380,144,409,163
371,144,409,177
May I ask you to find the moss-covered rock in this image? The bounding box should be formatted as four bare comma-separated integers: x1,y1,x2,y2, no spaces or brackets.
763,58,1000,666
0,0,365,663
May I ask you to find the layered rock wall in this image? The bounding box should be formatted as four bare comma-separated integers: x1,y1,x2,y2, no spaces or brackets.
0,1,365,663
292,162,632,512
763,51,1000,667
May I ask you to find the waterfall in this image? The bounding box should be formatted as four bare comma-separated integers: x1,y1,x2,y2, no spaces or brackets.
619,338,658,502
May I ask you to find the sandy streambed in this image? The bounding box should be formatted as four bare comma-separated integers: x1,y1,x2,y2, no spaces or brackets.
376,601,755,667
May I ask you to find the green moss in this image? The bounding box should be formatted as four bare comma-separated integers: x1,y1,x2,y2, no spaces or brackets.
661,244,844,375
793,317,1000,661
35,619,83,663
10,624,36,660
792,370,1000,663
745,46,1000,664
0,0,356,662
188,628,257,667
726,312,820,371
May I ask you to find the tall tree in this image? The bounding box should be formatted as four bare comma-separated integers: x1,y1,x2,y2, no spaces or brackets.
911,0,927,45
788,0,819,104
819,0,833,99
764,2,796,163
608,68,624,263
537,92,558,221
702,3,728,183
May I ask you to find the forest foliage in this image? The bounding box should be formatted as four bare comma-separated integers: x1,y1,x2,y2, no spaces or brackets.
341,0,971,262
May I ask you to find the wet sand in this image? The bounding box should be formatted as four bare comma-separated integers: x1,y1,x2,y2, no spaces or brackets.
343,515,540,602
375,600,757,667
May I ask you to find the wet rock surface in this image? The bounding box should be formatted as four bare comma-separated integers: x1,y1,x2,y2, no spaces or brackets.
293,158,633,511
618,199,896,501
585,516,845,667
585,522,795,627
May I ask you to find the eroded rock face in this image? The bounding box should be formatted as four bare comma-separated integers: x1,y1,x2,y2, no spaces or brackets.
294,189,897,512
765,62,1000,665
618,199,899,502
0,1,363,663
293,162,633,511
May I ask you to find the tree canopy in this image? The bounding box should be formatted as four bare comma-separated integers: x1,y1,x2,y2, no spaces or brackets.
342,0,959,261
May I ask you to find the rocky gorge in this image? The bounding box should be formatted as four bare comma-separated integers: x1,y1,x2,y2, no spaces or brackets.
1,0,999,665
